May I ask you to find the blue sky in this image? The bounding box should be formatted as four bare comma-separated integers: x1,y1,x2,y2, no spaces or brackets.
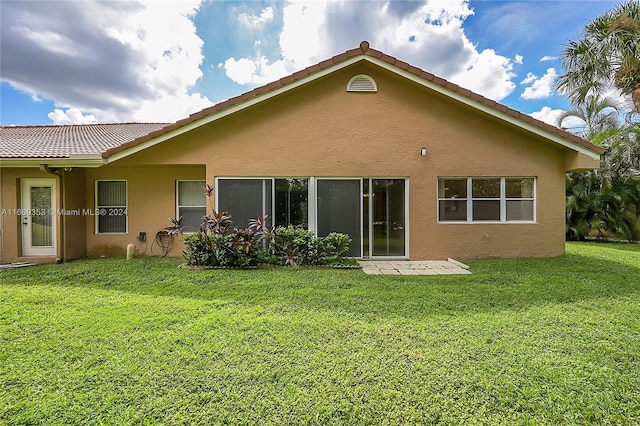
0,0,620,127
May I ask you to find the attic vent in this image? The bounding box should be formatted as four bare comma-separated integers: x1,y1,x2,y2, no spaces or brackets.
347,74,377,92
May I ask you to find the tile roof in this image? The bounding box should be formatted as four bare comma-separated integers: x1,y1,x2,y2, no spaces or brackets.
1,41,604,162
0,123,167,158
103,41,604,159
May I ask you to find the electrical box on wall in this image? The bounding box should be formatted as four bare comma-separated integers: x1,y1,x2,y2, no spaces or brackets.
138,232,146,242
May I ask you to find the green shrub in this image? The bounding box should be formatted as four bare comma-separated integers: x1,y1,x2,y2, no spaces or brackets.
269,226,317,266
183,232,218,266
267,226,352,267
179,218,351,268
322,232,351,262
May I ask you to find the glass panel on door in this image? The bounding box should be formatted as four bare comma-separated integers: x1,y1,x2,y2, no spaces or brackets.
30,186,53,247
217,179,272,228
371,179,405,256
275,178,309,228
316,179,361,257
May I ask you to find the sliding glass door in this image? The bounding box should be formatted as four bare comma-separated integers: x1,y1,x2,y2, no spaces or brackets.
217,179,272,228
275,179,309,228
316,179,362,257
363,179,406,257
370,179,406,257
217,177,407,258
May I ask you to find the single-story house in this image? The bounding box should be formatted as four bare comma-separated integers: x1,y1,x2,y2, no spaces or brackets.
0,41,604,264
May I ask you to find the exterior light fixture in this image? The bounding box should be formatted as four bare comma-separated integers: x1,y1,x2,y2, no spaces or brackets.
420,147,427,156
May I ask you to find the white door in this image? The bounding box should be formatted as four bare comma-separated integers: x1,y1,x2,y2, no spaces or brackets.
21,179,57,256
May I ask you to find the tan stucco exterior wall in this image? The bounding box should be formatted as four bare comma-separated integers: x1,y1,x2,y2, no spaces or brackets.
0,167,63,264
62,168,86,260
108,62,570,259
84,165,205,257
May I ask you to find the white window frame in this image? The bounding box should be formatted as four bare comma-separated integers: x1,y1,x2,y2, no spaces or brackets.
176,180,207,233
95,180,128,234
504,178,537,223
471,177,502,222
438,177,536,223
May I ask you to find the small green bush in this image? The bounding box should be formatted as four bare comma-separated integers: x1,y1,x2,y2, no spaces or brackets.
182,223,351,268
183,232,218,266
322,232,351,262
270,226,316,266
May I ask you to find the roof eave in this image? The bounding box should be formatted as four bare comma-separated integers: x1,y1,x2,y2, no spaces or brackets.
104,55,365,163
0,155,106,168
102,45,603,163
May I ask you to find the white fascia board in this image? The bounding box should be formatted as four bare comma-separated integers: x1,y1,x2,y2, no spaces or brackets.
0,157,106,168
363,57,601,160
106,56,365,164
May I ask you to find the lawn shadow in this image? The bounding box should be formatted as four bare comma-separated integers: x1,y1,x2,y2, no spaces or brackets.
2,248,639,322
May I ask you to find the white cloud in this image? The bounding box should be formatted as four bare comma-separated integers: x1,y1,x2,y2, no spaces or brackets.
12,27,80,57
223,57,258,85
540,55,558,62
520,72,537,85
223,0,517,102
279,1,332,68
520,68,557,100
101,1,213,121
529,106,563,126
224,1,333,86
449,48,516,101
514,54,523,64
223,55,290,86
238,7,274,28
2,0,212,123
48,108,96,125
529,106,585,129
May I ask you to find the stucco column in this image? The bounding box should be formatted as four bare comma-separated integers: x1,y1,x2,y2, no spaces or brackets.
205,167,216,213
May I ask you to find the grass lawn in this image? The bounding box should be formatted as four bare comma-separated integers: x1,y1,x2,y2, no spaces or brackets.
1,242,639,424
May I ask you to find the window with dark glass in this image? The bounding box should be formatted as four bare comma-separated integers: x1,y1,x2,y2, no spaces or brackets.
438,178,468,221
506,178,535,221
217,179,272,228
438,177,535,223
317,179,361,257
472,178,501,221
275,179,309,228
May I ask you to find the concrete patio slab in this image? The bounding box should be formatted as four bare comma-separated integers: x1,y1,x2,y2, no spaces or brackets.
0,262,38,270
359,259,471,275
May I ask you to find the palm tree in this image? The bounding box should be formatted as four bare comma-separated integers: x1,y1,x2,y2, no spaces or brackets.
565,119,640,241
603,120,640,177
566,169,640,241
557,95,620,140
556,0,640,113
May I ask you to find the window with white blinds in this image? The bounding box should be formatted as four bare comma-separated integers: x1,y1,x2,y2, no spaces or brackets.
96,180,127,234
177,181,206,232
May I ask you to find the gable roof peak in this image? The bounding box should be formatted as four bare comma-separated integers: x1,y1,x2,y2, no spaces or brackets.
359,40,370,53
